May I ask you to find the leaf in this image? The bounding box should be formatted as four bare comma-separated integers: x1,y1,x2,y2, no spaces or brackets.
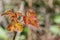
7,22,23,32
0,26,8,39
54,15,60,24
14,22,23,32
6,24,15,32
2,10,23,32
23,16,29,25
23,9,40,31
49,25,60,35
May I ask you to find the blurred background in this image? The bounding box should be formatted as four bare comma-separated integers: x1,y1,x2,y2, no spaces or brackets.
0,0,60,40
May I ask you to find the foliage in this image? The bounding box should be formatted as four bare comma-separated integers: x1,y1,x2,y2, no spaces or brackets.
0,26,8,40
53,14,60,24
49,25,60,36
53,0,60,6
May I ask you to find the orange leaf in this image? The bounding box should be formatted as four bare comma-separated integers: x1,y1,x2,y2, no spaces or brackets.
2,10,23,32
6,24,15,32
23,9,40,30
23,16,30,25
14,22,23,32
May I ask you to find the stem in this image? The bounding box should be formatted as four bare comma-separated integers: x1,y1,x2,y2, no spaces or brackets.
28,0,32,8
7,32,14,40
36,33,41,40
15,31,21,40
27,0,32,40
28,28,32,40
13,32,17,40
44,14,50,40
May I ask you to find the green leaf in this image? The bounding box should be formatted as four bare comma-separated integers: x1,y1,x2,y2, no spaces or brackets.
49,25,60,35
54,15,60,24
0,26,8,39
